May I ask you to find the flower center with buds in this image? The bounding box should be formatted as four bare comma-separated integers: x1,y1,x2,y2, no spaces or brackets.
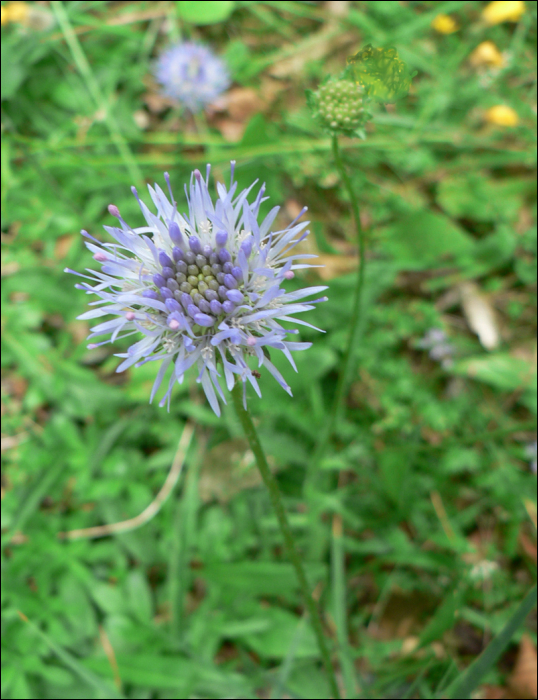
143,233,247,335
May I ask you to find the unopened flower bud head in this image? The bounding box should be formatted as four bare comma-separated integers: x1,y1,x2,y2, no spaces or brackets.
308,77,368,136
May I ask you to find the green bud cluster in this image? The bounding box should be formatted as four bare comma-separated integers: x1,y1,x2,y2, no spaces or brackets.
174,257,220,300
312,78,366,134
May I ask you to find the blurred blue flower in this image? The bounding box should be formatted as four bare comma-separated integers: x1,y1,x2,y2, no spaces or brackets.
417,328,455,369
154,41,230,112
67,164,327,415
526,441,537,474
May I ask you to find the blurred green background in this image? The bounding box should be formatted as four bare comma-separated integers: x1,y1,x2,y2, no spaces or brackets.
1,1,536,698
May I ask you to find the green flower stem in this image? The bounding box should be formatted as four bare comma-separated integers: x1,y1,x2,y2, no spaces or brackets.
312,134,366,469
231,384,340,700
304,134,365,561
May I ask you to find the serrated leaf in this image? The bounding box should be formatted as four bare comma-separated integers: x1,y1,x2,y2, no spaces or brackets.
347,44,416,102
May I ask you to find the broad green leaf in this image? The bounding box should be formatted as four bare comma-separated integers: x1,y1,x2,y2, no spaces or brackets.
437,174,528,222
87,581,126,616
58,577,98,642
176,1,235,25
452,354,537,414
377,447,412,507
0,33,50,100
125,571,153,624
84,653,249,696
17,614,124,698
381,210,476,270
85,653,194,692
240,113,279,148
418,586,466,648
286,661,332,699
203,561,326,598
242,606,318,659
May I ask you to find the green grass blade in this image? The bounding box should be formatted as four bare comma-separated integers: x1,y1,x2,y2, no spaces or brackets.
446,584,537,699
168,438,202,639
17,612,125,699
400,659,435,699
2,461,64,546
51,1,143,186
270,613,308,699
331,516,359,698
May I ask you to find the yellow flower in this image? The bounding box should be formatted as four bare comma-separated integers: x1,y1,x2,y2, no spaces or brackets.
432,14,459,34
1,1,52,30
484,105,519,126
482,1,526,25
470,41,505,68
2,1,29,24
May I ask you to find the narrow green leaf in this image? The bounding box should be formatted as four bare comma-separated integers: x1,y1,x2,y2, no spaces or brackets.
446,585,537,699
176,1,235,25
17,613,124,699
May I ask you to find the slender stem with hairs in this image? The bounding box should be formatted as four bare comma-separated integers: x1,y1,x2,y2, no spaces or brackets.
231,384,340,700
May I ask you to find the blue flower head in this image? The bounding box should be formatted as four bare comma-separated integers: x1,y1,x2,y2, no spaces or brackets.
67,164,327,415
526,441,537,474
154,41,230,112
417,328,455,369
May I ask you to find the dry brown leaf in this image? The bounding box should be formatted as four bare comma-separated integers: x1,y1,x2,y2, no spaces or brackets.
518,530,537,563
511,345,538,366
143,91,176,114
211,87,265,121
459,281,501,350
325,0,351,17
198,438,278,503
482,684,506,699
523,499,537,530
133,110,150,130
211,119,245,143
66,321,89,346
401,636,419,655
315,254,357,280
284,199,305,221
1,433,28,452
506,635,538,700
2,375,28,399
268,24,355,78
1,261,20,276
420,426,447,446
10,532,29,545
367,590,432,642
210,87,266,142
